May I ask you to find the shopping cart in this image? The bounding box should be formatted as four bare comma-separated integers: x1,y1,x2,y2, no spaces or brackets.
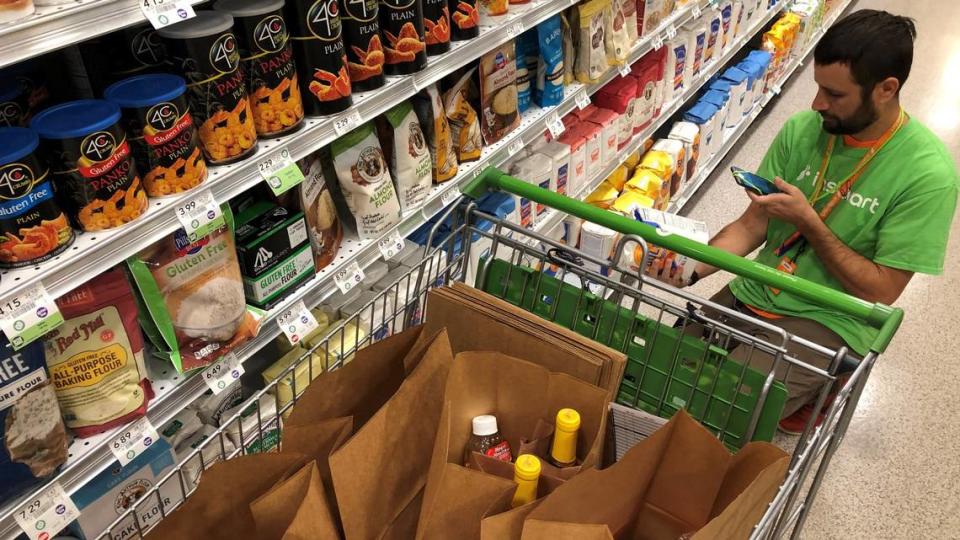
98,167,902,540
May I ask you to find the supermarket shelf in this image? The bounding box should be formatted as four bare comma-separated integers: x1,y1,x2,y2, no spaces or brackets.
0,5,712,538
669,0,856,212
0,0,578,311
530,0,784,237
0,0,206,69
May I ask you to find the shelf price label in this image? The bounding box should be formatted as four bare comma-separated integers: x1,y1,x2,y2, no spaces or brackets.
546,113,565,139
174,189,224,242
202,352,244,394
109,417,160,467
692,4,702,18
575,90,592,110
333,109,363,136
507,138,524,155
277,300,319,346
666,25,677,40
140,0,196,29
377,230,405,260
333,260,365,295
652,35,664,50
259,148,304,196
510,21,525,37
618,63,632,78
0,283,63,350
440,186,461,207
14,482,80,540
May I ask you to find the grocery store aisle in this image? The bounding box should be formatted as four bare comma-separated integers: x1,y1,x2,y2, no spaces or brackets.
682,1,960,537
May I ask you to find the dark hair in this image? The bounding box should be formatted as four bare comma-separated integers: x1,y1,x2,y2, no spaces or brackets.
814,9,917,93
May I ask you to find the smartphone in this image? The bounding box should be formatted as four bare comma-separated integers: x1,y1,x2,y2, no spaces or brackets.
731,166,781,196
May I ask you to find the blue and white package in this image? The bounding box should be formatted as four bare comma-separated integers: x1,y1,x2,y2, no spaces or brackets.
0,337,67,506
535,15,564,107
516,30,539,113
683,101,720,158
720,67,750,124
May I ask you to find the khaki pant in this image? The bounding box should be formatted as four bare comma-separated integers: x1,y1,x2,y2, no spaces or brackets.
684,286,854,418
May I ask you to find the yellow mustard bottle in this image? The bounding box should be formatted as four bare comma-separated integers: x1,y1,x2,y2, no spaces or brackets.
550,408,581,467
511,454,542,508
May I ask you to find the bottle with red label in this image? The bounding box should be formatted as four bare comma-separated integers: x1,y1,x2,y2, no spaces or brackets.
465,414,512,464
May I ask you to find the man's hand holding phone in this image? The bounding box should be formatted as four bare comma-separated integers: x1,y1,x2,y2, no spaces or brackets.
743,174,820,232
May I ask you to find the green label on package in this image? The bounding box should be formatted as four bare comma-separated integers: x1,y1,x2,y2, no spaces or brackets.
0,283,64,350
259,148,305,196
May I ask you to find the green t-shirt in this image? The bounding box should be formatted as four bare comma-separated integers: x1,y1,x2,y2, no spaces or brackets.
729,110,959,355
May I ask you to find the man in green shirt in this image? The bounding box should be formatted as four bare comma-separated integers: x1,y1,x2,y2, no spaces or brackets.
691,10,958,433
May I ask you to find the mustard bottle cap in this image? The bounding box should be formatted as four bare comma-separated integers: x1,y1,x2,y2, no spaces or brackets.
514,454,541,481
555,408,581,433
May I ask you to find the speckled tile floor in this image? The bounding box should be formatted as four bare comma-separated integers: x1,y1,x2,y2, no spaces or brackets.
679,1,960,537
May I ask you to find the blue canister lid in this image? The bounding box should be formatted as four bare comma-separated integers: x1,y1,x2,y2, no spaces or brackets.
0,127,39,165
30,99,122,139
104,74,187,109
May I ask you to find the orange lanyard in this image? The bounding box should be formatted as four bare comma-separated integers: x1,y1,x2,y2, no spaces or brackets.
773,109,906,258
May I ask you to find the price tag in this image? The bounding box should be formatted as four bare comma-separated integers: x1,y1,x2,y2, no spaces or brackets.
473,166,485,179
202,352,244,394
575,90,592,110
277,300,319,345
333,260,365,295
666,25,677,40
109,417,160,467
618,63,632,77
259,148,305,196
0,283,63,350
508,138,524,155
546,113,565,139
692,4,702,18
653,35,664,50
377,230,405,260
772,84,783,95
140,0,196,29
14,482,80,540
333,109,363,136
440,186,461,207
174,189,224,242
512,21,524,36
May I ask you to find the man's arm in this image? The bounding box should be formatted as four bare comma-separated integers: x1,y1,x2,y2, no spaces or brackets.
749,179,913,305
694,202,770,279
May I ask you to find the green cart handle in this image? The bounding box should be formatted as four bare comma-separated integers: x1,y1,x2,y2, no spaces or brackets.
463,167,903,353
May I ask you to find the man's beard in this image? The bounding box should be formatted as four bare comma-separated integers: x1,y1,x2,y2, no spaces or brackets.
820,98,879,135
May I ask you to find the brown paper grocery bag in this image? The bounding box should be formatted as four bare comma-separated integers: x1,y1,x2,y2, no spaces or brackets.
281,416,353,532
424,285,626,396
520,411,789,540
417,351,610,540
150,453,307,539
329,328,454,539
250,461,339,539
284,325,426,429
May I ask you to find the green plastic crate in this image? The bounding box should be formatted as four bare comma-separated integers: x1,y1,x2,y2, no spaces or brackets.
477,258,788,449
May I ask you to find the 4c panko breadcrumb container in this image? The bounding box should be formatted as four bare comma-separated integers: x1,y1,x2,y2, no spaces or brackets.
214,0,306,138
0,127,74,267
30,99,149,232
160,12,259,164
104,74,209,197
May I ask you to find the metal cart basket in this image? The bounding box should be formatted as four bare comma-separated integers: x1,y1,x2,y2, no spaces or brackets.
99,167,903,540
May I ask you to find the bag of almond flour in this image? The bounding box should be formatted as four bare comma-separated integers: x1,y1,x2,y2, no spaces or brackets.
127,208,260,372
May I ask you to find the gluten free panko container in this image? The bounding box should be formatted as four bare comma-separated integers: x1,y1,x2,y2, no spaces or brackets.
30,99,149,232
105,74,208,197
0,127,74,267
159,12,259,164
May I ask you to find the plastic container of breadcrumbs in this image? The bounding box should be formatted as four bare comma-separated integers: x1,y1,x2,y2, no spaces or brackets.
105,74,208,198
30,100,148,232
0,127,74,267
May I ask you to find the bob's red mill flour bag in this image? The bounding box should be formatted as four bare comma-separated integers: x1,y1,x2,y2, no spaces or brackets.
43,267,152,438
